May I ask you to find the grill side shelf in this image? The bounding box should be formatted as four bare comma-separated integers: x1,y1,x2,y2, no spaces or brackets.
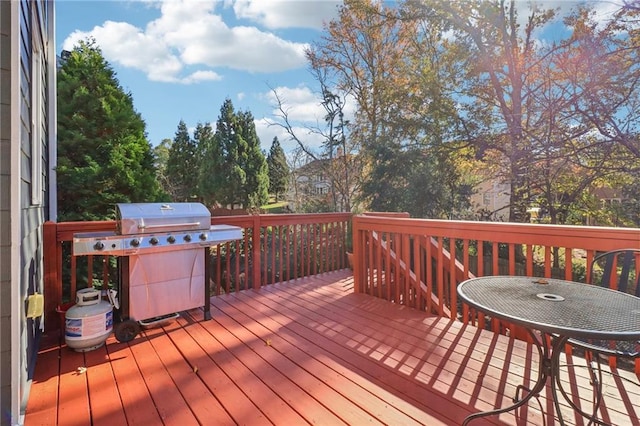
72,226,243,256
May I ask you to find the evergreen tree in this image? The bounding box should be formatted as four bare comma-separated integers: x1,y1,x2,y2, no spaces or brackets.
238,110,269,209
153,138,172,196
267,137,289,202
166,120,198,201
213,99,246,207
57,39,165,221
208,99,268,209
193,122,218,207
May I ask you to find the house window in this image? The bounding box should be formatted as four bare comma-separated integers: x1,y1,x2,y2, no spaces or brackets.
482,192,491,206
31,13,43,206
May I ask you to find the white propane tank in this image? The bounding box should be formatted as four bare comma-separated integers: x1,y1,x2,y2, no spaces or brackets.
65,288,113,352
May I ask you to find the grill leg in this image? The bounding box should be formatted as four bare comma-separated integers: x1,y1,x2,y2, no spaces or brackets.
204,247,211,320
118,257,130,322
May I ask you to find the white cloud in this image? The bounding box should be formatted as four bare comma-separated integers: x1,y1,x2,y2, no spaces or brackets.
62,0,313,84
180,25,309,72
521,1,625,31
256,83,357,154
229,0,341,29
533,0,621,17
181,70,223,84
265,85,326,122
63,21,187,83
261,83,356,127
254,117,325,153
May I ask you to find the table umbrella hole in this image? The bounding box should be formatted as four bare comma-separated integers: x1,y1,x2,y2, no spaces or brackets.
537,293,565,302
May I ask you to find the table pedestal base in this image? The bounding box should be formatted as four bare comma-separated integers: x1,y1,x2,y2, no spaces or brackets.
462,331,609,426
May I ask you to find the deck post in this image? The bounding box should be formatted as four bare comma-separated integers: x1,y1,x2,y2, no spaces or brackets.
252,215,261,289
352,216,361,293
43,221,60,333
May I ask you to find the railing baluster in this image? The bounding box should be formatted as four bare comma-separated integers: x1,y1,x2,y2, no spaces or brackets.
413,235,421,309
508,243,516,275
544,246,552,277
526,244,534,275
449,238,456,314
565,248,573,281
71,253,78,296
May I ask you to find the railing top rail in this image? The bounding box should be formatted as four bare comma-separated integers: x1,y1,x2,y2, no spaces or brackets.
215,212,351,227
361,212,410,218
352,216,640,251
48,213,354,243
52,221,116,241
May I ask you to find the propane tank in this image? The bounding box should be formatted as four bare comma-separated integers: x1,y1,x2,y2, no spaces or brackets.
65,288,113,352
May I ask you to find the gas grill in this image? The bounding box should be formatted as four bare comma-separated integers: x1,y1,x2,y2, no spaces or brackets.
72,202,243,342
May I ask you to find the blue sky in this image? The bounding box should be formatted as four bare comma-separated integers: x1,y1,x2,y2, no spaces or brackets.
56,0,342,152
55,1,620,154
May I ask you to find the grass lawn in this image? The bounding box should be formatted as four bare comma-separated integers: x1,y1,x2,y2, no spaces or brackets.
262,200,290,213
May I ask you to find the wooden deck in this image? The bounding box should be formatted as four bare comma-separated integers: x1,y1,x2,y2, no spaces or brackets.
26,271,639,425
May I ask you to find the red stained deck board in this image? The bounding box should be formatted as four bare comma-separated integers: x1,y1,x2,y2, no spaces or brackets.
255,281,504,421
82,339,127,426
106,341,164,424
182,309,350,425
56,346,91,425
207,296,447,426
172,314,311,425
127,331,200,426
195,304,392,426
23,347,59,425
155,319,272,425
242,274,612,424
214,287,466,425
278,281,542,390
25,270,640,426
274,276,601,395
288,276,638,424
299,277,640,423
142,324,236,425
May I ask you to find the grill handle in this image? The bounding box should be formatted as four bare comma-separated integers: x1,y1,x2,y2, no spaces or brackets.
137,221,201,230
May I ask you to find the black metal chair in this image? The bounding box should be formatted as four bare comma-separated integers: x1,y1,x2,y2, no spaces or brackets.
557,249,640,425
569,248,640,358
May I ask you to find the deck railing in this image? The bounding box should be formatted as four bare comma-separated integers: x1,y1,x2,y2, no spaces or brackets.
43,212,640,372
43,212,351,333
352,215,640,373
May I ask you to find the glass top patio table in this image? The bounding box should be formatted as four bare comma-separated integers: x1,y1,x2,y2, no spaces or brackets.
457,276,640,425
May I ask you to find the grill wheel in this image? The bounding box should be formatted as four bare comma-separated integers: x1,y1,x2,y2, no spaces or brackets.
114,319,141,342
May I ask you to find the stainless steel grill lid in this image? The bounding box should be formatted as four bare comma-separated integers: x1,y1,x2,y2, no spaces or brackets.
116,202,210,235
73,202,243,256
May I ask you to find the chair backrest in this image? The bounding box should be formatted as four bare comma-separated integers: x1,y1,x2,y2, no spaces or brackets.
590,248,640,297
575,249,640,358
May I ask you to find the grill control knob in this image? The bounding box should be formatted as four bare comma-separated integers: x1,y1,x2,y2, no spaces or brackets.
130,238,140,247
93,241,105,251
149,237,159,245
183,234,192,242
167,236,176,244
199,233,208,241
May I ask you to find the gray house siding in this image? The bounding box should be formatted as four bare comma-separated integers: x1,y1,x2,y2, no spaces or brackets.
0,1,54,424
0,1,14,420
